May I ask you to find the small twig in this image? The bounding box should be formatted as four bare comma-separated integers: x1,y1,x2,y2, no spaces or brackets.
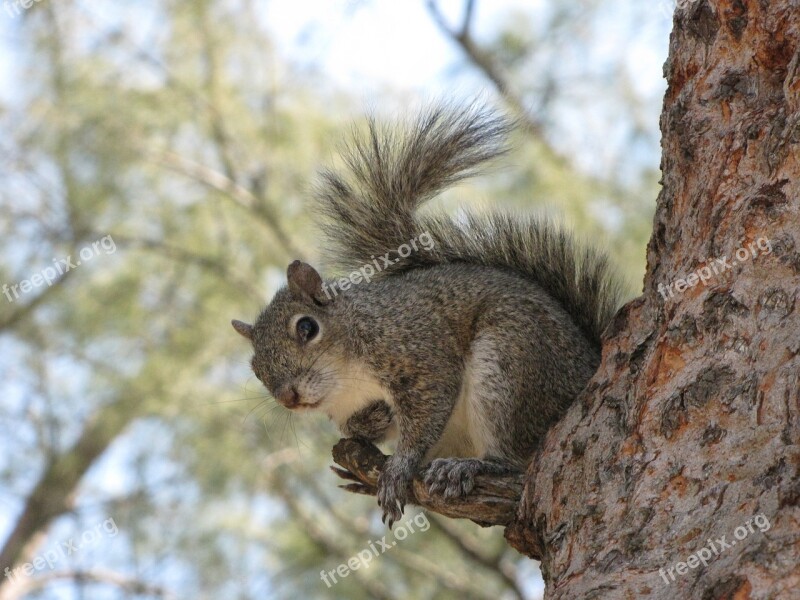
429,516,525,600
426,0,545,139
461,0,476,37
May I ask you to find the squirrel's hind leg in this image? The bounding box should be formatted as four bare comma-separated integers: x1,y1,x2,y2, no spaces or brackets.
420,317,537,499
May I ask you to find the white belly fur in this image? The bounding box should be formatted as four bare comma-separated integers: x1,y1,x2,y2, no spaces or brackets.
326,356,494,462
425,359,494,462
323,361,392,428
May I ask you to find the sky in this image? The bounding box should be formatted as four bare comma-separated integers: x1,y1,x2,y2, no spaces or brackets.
0,0,673,185
264,0,519,94
261,0,670,99
0,0,671,105
259,0,672,177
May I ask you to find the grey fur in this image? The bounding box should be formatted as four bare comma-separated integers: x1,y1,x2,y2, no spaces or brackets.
235,103,624,527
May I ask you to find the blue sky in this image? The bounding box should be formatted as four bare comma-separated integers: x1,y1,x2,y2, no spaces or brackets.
262,0,670,94
0,0,672,104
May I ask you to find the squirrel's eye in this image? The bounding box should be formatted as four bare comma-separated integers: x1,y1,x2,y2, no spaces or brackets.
296,316,319,343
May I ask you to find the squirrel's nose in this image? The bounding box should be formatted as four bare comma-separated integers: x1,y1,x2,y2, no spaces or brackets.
276,386,300,408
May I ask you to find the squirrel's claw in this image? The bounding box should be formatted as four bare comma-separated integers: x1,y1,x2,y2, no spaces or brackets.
377,489,405,528
380,500,402,529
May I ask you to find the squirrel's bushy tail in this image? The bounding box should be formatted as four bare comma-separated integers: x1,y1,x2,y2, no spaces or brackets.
315,102,624,346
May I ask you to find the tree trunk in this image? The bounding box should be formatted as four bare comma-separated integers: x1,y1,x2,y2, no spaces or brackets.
504,0,800,597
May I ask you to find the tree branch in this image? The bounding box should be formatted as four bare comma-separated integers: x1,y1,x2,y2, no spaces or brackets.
461,0,476,37
104,233,264,299
428,516,525,600
0,393,140,579
303,476,505,600
331,438,524,528
274,485,398,600
151,150,305,260
0,269,75,332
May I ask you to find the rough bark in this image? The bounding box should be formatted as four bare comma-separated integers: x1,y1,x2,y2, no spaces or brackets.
336,1,800,597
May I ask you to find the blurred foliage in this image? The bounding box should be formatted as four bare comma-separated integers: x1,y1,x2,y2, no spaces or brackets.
0,0,664,598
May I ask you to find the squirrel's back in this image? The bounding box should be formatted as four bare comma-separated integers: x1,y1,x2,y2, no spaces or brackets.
315,102,624,347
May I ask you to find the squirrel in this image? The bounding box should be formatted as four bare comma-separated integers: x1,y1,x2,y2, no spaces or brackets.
232,103,624,527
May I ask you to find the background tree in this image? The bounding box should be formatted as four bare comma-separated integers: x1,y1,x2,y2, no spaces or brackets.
0,0,670,598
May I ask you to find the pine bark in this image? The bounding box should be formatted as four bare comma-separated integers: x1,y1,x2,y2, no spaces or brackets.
504,1,800,597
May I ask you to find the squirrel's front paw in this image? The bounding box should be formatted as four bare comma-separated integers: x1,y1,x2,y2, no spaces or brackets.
377,455,414,528
342,400,394,442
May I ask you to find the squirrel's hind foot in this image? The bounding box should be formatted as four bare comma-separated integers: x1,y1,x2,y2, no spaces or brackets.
424,458,516,499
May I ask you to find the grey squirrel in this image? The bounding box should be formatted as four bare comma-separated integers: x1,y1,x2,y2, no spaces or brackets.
232,103,624,527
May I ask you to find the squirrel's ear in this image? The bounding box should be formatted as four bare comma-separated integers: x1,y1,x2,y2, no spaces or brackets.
287,260,331,305
231,319,254,341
